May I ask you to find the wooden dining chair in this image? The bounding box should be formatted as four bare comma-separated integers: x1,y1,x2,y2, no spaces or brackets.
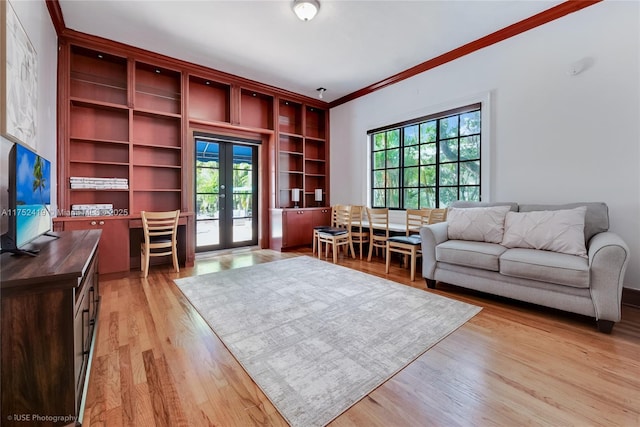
349,205,369,259
366,207,389,262
428,208,448,224
317,204,355,264
312,206,334,255
140,210,180,278
385,209,431,281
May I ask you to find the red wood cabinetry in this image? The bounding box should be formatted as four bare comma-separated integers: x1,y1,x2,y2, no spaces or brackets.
270,207,331,250
57,34,329,267
61,218,129,274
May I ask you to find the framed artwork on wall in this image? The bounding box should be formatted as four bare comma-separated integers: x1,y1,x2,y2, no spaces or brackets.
1,0,37,150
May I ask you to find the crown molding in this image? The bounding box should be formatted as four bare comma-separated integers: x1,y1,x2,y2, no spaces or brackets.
329,0,602,108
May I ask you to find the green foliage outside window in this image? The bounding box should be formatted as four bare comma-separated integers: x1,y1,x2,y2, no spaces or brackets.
370,106,481,209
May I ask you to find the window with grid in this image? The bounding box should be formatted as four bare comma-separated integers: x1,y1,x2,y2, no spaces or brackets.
369,103,481,209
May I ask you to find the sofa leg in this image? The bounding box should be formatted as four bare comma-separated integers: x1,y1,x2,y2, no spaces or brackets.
596,319,615,334
425,278,436,289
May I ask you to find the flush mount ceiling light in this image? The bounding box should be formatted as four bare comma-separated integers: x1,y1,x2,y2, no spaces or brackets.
293,0,320,21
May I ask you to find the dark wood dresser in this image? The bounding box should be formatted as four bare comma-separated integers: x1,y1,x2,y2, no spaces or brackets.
1,229,101,426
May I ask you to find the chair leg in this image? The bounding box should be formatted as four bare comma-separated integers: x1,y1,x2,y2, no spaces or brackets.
385,245,391,273
367,239,374,262
332,241,338,264
172,245,179,273
410,249,416,281
312,231,317,255
142,247,150,278
349,240,356,259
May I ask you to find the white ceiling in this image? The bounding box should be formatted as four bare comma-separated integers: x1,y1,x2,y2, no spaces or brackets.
58,0,563,103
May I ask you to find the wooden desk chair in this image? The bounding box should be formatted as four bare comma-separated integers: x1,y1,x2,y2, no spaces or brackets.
141,210,180,278
386,209,431,281
366,207,389,262
317,204,355,263
349,205,369,259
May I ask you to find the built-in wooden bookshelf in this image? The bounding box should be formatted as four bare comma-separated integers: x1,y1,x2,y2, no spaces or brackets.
56,33,330,269
277,100,328,208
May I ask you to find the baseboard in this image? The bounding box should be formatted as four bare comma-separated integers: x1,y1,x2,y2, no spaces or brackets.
622,287,640,308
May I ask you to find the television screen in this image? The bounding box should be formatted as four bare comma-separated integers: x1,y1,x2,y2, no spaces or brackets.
15,144,52,248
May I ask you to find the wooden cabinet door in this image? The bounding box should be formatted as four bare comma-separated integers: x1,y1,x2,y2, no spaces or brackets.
64,219,130,274
282,210,312,248
312,208,331,227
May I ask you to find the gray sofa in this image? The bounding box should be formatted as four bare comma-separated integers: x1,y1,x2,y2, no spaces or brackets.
420,202,630,333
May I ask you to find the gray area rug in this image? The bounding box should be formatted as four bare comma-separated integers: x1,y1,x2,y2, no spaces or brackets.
174,256,481,427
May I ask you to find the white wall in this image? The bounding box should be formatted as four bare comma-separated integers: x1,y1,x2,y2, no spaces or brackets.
1,0,57,244
330,1,640,289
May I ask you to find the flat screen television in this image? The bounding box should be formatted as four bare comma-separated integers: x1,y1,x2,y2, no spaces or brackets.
1,143,54,255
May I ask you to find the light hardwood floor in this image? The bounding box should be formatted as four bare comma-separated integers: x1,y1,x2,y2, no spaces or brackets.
83,247,640,426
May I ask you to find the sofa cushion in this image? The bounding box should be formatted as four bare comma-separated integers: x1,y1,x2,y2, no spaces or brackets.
518,202,608,243
436,240,507,272
500,248,590,288
501,207,588,257
447,205,511,243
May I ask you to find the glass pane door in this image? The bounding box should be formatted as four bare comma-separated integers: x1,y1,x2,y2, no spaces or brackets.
196,136,258,251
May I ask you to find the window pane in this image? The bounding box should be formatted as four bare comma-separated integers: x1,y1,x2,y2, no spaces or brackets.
460,110,481,136
460,186,480,201
233,194,252,217
373,170,385,188
387,148,400,167
460,135,480,161
196,166,219,193
196,219,219,247
387,189,400,208
404,125,418,146
370,106,480,210
373,189,385,207
373,151,385,169
387,129,400,148
419,187,436,208
373,133,385,150
420,121,436,143
440,139,458,162
440,116,459,138
460,160,480,185
196,194,219,218
420,143,436,165
387,168,399,187
404,188,419,209
420,165,436,186
403,166,419,187
439,187,458,207
404,145,419,167
439,163,458,185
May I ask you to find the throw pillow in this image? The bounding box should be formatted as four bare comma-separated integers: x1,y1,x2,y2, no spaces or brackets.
501,206,588,257
447,205,511,243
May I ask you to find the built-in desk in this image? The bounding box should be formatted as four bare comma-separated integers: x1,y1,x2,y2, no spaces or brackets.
54,212,195,274
128,213,194,271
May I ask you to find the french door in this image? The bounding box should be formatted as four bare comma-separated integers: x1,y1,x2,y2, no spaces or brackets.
195,135,259,251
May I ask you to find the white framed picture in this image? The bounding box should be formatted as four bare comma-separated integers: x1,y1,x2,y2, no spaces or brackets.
1,0,37,150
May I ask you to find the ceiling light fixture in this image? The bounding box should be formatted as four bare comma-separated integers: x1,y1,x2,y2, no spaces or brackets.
317,87,326,99
293,0,320,21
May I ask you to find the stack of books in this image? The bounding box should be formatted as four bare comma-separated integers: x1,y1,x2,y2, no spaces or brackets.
71,204,114,217
70,177,128,190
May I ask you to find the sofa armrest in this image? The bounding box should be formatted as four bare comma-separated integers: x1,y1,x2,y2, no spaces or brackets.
420,222,449,279
588,231,630,322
